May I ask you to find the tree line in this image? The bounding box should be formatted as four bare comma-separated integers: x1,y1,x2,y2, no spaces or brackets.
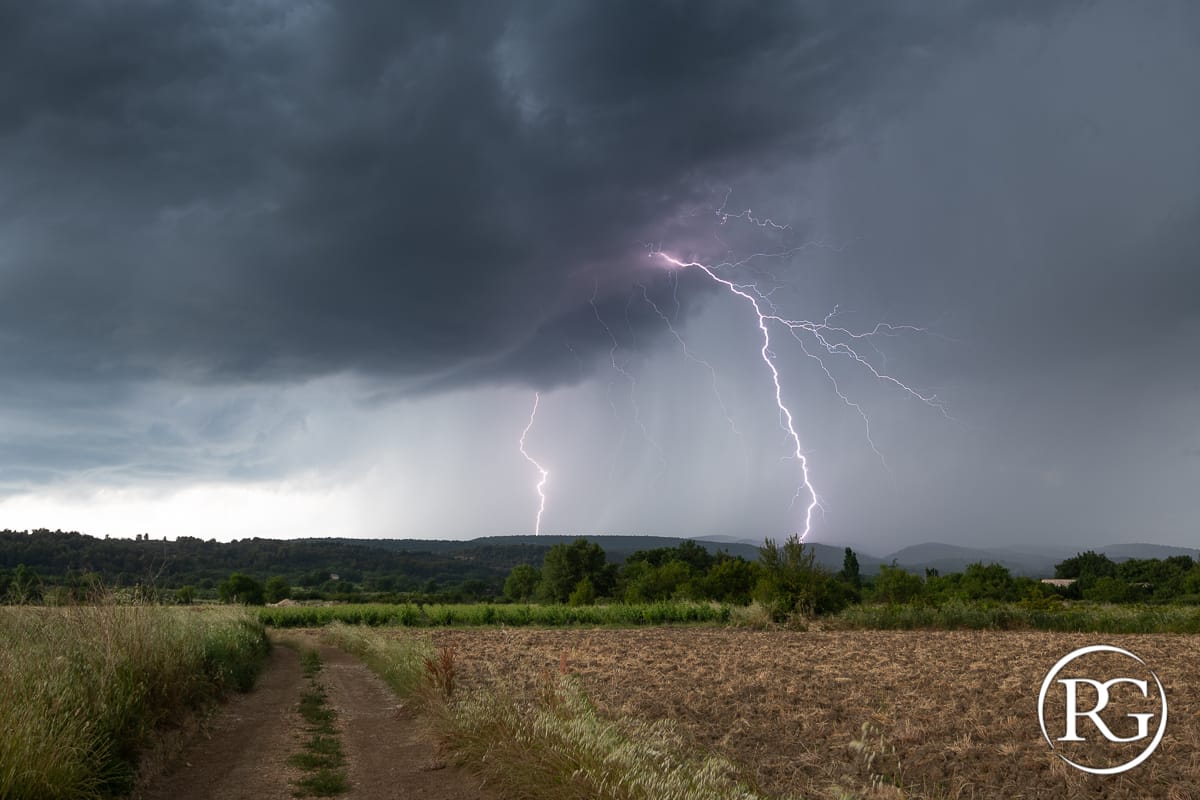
6,528,1200,611
496,536,1200,618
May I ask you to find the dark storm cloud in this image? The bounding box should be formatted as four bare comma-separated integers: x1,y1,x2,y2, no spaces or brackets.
0,1,1071,392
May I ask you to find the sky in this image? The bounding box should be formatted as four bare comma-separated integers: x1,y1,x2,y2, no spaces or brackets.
1,2,1198,552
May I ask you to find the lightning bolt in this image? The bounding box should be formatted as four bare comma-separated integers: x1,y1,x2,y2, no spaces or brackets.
518,391,550,536
654,249,947,541
655,253,819,539
715,186,791,231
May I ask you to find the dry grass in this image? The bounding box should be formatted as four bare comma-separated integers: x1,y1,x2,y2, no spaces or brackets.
416,628,1199,799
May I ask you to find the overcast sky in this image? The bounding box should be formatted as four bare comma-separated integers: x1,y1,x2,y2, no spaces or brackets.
2,1,1197,552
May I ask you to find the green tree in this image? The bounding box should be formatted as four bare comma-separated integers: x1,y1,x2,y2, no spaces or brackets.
623,559,694,602
870,564,924,605
754,535,847,619
218,573,265,605
702,555,758,604
568,577,597,606
537,538,614,603
504,564,541,602
264,575,291,604
958,562,1017,601
840,547,862,589
1085,575,1133,603
1055,551,1117,581
174,585,197,605
9,564,42,604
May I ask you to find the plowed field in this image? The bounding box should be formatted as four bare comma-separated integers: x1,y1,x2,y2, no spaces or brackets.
423,628,1198,799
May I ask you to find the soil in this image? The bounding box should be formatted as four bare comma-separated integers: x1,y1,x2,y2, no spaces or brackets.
424,627,1200,800
135,632,496,800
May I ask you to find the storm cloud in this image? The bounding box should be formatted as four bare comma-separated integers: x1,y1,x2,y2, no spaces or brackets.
1,1,1075,386
2,2,1198,547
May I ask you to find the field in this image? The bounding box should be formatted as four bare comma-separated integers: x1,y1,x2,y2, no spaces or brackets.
401,627,1200,799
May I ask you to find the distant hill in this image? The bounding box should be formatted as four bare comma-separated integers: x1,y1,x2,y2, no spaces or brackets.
332,534,885,575
882,542,1048,576
1099,543,1200,562
878,541,1200,577
4,529,1193,594
321,534,765,564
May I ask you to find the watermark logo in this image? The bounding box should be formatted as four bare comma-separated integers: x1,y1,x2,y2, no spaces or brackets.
1037,645,1167,775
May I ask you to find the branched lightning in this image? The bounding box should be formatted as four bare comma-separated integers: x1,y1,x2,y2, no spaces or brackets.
518,392,550,536
654,249,947,541
655,252,819,539
507,194,942,544
715,186,790,231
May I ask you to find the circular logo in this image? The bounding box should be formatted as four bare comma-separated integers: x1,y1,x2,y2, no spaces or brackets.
1037,645,1167,775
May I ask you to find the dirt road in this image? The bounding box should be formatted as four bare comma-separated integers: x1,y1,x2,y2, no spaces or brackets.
136,633,496,800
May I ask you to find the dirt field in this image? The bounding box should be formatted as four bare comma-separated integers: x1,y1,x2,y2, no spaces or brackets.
425,628,1200,799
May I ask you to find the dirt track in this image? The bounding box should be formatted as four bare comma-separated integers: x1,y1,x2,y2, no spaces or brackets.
137,633,495,800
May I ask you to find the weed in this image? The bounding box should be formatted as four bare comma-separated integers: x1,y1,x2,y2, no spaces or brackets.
849,721,904,793
295,769,349,797
422,644,457,699
290,647,348,798
299,648,322,677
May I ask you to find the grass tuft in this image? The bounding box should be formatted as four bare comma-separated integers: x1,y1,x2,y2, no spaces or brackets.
291,648,348,798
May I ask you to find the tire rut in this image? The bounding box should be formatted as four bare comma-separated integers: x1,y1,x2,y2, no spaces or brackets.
135,632,498,800
136,643,305,800
313,638,497,800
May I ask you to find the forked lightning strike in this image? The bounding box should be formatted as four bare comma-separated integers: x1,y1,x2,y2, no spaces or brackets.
655,252,819,540
654,250,946,542
518,392,550,535
513,223,942,542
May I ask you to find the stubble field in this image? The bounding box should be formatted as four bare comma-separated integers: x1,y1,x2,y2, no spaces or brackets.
419,628,1199,799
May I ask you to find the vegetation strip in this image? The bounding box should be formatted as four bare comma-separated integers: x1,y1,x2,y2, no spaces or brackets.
260,600,732,628
324,623,772,800
0,605,269,800
289,648,349,798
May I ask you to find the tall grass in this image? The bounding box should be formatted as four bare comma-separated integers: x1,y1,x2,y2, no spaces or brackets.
323,623,432,697
260,601,733,628
0,605,269,799
830,600,1200,633
324,624,771,800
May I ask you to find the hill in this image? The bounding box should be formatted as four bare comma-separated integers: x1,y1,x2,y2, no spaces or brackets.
4,529,1192,597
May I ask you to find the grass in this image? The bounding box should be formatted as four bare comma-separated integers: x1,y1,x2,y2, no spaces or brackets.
0,604,269,800
324,623,773,800
829,599,1200,632
259,601,733,628
289,648,348,798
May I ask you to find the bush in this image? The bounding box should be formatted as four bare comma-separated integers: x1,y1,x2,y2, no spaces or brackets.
218,573,265,605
